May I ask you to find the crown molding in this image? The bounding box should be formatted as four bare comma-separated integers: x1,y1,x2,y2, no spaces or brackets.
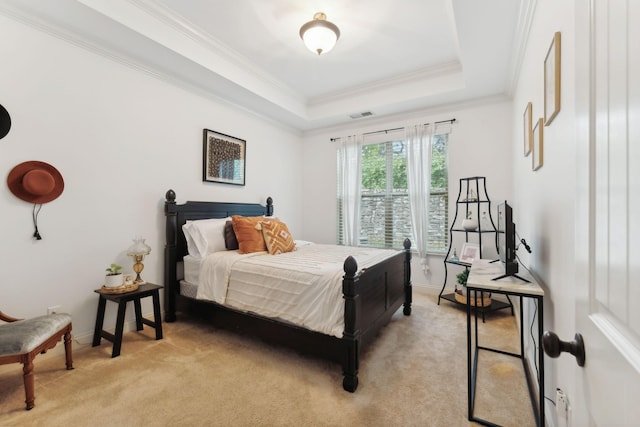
505,0,538,96
0,3,302,135
123,0,301,100
303,93,511,138
0,2,166,81
76,0,306,116
308,61,463,107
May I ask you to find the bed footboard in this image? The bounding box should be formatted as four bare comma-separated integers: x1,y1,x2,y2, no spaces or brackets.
341,238,412,392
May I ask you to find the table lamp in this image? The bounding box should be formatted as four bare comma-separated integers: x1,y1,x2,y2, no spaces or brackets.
127,237,151,284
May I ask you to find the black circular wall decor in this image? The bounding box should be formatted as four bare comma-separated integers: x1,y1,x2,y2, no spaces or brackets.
0,104,11,140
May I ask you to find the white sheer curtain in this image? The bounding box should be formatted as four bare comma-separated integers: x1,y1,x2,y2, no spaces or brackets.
405,123,434,265
337,134,363,246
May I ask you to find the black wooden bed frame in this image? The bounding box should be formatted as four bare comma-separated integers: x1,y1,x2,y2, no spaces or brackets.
163,189,412,392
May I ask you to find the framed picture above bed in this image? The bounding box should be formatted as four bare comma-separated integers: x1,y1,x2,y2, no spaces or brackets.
202,129,246,185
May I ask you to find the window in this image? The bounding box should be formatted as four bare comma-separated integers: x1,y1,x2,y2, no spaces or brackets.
337,133,449,252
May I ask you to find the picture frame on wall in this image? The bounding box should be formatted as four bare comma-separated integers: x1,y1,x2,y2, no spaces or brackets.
202,129,246,185
460,242,480,265
532,118,544,170
523,102,533,156
544,32,561,126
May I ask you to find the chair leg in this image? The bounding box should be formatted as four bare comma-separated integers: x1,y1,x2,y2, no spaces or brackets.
22,358,35,410
64,329,74,370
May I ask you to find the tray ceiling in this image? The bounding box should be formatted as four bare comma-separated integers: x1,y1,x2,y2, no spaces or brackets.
0,0,527,131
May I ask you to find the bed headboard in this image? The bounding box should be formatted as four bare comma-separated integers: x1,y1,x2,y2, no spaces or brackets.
163,189,273,320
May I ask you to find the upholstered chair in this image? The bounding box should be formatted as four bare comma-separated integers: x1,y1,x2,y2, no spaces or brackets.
0,311,73,410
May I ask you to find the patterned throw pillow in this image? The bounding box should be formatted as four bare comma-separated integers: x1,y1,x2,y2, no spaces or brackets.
260,219,295,255
231,215,267,254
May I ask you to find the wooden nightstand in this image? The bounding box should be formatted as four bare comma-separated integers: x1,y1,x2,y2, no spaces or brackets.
92,283,163,357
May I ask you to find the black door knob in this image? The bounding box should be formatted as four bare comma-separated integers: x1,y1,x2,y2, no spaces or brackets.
542,331,586,367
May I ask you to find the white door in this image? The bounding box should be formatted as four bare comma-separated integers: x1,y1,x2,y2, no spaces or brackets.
574,1,640,425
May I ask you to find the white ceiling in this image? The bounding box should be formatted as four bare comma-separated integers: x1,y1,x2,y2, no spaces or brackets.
0,0,527,132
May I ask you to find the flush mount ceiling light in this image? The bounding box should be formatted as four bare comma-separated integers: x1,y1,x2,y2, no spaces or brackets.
299,12,340,55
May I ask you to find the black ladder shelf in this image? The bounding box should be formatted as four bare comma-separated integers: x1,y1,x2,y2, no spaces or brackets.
437,176,513,318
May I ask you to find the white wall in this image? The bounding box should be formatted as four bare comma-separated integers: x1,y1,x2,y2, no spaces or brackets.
301,98,513,290
0,14,302,342
510,1,577,425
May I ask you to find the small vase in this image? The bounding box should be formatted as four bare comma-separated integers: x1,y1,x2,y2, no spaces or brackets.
462,218,478,231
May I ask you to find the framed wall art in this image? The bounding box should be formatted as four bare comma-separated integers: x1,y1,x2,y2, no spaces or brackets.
532,118,544,171
460,242,480,265
202,129,246,185
544,32,561,126
523,102,532,156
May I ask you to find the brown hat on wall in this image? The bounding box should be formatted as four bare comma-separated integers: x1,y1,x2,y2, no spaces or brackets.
7,161,65,204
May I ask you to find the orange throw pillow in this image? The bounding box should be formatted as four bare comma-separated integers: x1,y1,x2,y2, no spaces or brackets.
261,219,295,255
231,215,267,254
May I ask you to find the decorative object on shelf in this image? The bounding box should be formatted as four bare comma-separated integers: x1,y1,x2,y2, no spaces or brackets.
460,242,479,264
544,32,561,126
480,211,491,230
455,269,469,289
127,237,151,284
202,129,246,186
299,12,340,55
462,189,478,201
99,282,139,294
462,211,478,231
454,268,491,307
104,263,123,288
0,103,11,140
523,101,532,156
454,289,492,307
532,117,544,171
7,160,65,240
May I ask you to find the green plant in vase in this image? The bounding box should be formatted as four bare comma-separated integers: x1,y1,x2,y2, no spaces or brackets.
104,263,124,288
456,269,469,289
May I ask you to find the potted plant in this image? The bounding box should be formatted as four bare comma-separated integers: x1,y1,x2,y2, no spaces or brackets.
104,263,123,288
454,268,491,307
456,269,469,289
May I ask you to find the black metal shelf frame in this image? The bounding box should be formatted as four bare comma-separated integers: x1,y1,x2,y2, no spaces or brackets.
438,177,513,318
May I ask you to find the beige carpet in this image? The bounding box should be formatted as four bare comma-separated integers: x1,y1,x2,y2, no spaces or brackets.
0,292,535,426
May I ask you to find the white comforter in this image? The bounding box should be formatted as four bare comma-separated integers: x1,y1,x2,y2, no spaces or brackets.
195,243,398,338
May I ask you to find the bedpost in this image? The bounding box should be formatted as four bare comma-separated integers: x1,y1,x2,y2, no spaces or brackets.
403,238,412,316
164,189,178,322
266,196,273,216
342,255,360,392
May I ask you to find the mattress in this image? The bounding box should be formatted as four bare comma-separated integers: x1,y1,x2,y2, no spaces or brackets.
183,243,398,338
183,255,203,285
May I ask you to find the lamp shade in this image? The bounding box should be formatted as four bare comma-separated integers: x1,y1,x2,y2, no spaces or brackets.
127,237,151,256
299,12,340,55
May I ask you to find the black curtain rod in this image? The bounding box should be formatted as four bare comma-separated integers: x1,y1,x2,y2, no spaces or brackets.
330,118,456,141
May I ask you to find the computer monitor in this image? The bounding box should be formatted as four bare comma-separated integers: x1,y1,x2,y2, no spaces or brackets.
494,201,529,282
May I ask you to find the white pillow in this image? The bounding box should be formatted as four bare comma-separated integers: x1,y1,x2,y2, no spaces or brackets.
183,217,230,257
182,222,200,257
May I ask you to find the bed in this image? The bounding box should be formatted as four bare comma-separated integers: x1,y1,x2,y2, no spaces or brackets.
163,189,412,392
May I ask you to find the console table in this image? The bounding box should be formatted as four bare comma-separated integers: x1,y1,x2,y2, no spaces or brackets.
466,259,544,426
